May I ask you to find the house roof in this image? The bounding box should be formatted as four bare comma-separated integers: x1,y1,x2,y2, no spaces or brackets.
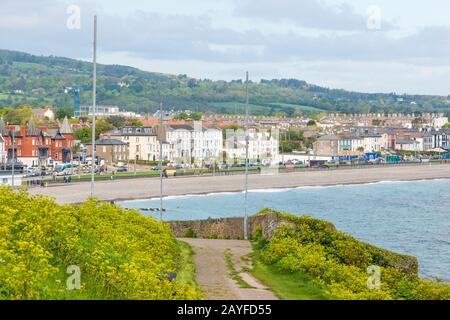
0,118,5,135
26,120,39,136
317,135,340,141
396,139,416,144
60,116,73,134
87,139,128,146
120,126,156,136
32,108,53,117
53,130,65,140
168,124,194,131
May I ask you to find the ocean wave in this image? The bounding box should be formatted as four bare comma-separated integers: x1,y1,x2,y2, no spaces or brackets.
119,177,450,203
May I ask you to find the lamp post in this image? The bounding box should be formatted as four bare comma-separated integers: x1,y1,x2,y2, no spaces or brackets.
90,15,97,197
9,129,15,188
159,102,163,220
244,71,249,241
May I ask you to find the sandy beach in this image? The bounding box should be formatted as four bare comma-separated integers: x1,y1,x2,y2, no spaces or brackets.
27,163,450,204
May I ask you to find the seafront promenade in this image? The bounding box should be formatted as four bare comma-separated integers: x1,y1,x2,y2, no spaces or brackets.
28,163,450,204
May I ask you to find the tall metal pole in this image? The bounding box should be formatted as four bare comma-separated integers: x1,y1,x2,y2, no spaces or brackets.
244,71,249,240
159,102,164,220
11,129,15,188
90,15,97,197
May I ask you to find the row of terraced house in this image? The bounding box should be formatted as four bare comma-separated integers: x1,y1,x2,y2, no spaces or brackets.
313,126,450,157
0,117,75,167
95,121,279,165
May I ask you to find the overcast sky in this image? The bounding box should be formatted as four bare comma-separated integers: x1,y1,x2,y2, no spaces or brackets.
1,0,450,95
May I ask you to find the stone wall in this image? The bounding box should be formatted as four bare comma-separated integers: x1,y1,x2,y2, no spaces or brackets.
169,213,418,275
170,213,326,240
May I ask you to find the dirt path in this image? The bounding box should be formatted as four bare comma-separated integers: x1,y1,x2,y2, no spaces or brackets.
179,238,277,300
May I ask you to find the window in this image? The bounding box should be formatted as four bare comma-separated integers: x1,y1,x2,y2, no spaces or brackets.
103,146,106,153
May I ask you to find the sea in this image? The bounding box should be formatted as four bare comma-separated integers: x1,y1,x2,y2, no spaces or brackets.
119,179,450,281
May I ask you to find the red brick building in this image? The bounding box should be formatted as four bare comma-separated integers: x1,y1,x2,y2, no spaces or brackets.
0,117,74,167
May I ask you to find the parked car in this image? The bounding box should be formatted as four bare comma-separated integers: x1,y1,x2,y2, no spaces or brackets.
116,166,127,172
24,168,41,177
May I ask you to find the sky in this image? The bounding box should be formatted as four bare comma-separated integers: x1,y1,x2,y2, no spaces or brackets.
1,0,450,95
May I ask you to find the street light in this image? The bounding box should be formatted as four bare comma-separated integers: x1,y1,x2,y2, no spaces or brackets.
244,71,249,241
8,129,15,188
90,15,98,198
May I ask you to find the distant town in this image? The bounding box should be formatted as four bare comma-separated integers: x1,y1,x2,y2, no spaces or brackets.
0,104,449,186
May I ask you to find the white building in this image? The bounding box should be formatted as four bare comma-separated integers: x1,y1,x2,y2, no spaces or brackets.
362,134,388,152
225,128,279,163
166,122,223,164
0,134,5,164
431,117,448,129
79,106,139,118
32,108,55,121
395,139,421,152
338,136,364,153
0,171,23,187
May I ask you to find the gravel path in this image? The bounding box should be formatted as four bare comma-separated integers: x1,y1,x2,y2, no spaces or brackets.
28,164,450,204
179,238,277,300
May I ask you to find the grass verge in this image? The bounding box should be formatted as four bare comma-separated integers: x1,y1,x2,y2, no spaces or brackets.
251,243,329,300
224,249,254,289
251,258,329,300
176,241,204,297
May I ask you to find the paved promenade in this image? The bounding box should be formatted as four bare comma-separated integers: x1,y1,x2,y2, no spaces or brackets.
28,164,450,204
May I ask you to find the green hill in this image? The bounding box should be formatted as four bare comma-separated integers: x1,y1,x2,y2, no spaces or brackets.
1,49,449,116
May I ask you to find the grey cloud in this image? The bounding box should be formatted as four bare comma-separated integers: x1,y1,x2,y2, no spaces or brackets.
1,0,450,68
234,0,394,31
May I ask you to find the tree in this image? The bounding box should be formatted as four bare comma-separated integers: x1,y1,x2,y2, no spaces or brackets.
307,120,317,127
75,127,92,143
190,112,202,121
56,107,73,120
106,115,126,128
4,105,33,124
95,118,114,139
126,119,143,127
174,112,189,120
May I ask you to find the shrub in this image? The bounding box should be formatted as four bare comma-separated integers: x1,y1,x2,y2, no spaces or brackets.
254,210,450,300
183,228,197,238
0,187,202,300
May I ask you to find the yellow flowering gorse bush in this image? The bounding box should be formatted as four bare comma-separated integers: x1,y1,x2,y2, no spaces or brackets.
0,187,202,300
255,209,450,300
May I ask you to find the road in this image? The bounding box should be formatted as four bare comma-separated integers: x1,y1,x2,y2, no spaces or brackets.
28,163,450,204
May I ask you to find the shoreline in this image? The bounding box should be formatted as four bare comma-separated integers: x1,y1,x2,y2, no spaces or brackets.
28,163,450,204
119,176,450,203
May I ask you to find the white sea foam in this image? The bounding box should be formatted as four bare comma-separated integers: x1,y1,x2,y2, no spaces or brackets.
118,178,450,203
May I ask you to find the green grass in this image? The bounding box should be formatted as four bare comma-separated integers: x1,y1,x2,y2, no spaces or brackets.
176,241,203,295
252,257,330,300
269,103,325,114
209,101,327,116
210,102,269,114
224,249,254,289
